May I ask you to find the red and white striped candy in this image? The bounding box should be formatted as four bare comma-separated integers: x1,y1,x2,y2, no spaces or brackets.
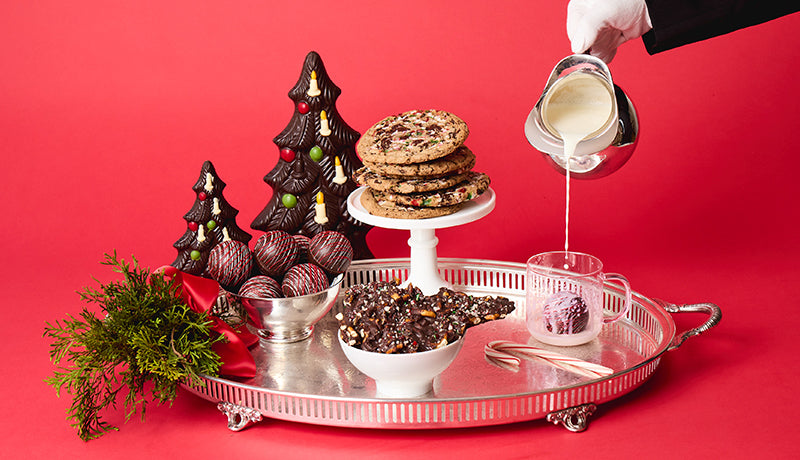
484,346,522,372
485,340,613,379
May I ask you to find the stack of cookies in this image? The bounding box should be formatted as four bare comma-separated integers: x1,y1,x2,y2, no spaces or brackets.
354,109,490,219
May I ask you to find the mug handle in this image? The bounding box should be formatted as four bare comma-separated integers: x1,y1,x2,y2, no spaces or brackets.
602,273,631,323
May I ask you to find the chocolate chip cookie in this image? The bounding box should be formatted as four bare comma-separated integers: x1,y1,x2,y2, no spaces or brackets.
361,145,476,179
353,167,471,194
370,171,490,208
359,187,463,219
357,110,469,165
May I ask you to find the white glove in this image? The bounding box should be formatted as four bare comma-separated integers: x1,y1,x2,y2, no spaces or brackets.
567,0,653,63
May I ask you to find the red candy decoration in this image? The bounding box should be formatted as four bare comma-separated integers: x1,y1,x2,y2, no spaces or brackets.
238,275,283,299
253,230,300,277
297,101,309,114
188,221,199,231
309,231,354,274
282,263,329,297
198,192,207,201
280,147,296,162
207,240,253,289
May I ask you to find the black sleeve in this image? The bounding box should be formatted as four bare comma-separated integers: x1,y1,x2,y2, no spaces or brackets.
641,0,799,54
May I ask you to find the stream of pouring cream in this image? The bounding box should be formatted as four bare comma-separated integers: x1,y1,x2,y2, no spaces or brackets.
542,72,613,265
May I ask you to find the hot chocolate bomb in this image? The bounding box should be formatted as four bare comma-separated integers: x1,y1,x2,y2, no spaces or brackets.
293,234,312,264
207,240,253,288
309,231,354,275
253,230,300,277
282,263,329,297
206,229,353,298
238,275,282,299
542,290,589,335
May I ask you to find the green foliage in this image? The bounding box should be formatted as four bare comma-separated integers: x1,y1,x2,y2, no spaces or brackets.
44,252,222,441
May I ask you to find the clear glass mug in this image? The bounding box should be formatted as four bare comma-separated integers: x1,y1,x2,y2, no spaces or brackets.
526,251,631,346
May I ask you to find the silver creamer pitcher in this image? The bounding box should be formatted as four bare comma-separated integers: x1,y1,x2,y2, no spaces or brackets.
524,54,639,179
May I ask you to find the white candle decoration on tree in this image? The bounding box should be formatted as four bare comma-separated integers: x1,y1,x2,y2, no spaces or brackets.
222,227,231,242
333,156,347,184
314,191,329,224
212,197,221,215
320,110,331,136
197,225,206,242
307,70,321,97
204,173,214,192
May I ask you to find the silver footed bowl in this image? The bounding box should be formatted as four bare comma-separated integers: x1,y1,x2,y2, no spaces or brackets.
225,274,344,344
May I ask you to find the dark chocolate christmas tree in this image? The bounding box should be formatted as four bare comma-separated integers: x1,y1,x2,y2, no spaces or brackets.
251,51,373,259
172,160,252,275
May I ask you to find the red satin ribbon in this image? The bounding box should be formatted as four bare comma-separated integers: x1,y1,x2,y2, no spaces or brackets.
157,266,257,378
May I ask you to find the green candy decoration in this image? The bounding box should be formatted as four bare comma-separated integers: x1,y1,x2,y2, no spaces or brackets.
309,146,323,162
190,250,201,260
282,193,298,208
206,220,217,230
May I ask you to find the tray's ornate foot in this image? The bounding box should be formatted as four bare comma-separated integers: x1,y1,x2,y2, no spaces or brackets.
217,401,263,431
546,403,596,432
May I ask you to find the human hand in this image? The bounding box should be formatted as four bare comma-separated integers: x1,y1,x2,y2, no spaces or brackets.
567,0,652,63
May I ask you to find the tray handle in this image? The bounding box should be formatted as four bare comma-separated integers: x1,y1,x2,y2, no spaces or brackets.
653,300,722,351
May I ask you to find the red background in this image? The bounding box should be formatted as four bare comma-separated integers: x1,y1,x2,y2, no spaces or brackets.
2,1,798,458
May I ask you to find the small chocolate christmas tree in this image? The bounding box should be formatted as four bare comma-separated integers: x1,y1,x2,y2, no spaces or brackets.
172,160,252,275
251,51,373,259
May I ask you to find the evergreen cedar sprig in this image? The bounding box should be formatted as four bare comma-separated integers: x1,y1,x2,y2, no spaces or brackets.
44,252,223,441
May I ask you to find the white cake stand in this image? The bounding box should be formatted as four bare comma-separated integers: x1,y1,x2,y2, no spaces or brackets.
347,186,496,295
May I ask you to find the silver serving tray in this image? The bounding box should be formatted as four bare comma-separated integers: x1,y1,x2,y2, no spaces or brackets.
183,258,720,432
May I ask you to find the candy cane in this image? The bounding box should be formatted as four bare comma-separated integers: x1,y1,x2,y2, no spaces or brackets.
485,340,613,379
484,345,521,372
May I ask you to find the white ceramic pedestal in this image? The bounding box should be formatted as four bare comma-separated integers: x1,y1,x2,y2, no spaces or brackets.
346,187,496,295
